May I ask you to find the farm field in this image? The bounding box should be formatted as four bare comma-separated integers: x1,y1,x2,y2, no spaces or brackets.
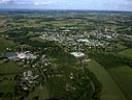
0,38,16,55
108,66,132,100
88,60,126,100
119,49,132,59
0,61,21,74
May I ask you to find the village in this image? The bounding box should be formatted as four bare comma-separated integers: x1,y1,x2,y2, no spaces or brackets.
0,29,103,99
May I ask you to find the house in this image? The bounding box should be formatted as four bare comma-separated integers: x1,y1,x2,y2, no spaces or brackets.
70,52,85,58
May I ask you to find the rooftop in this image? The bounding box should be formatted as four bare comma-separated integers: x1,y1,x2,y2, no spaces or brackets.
70,52,85,58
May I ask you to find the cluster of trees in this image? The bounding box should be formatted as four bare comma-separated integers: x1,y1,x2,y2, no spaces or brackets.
89,52,132,68
46,69,102,100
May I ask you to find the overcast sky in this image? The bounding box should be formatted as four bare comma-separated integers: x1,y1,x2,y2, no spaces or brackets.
0,0,132,11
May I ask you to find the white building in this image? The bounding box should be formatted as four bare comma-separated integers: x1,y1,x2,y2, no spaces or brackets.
70,52,85,58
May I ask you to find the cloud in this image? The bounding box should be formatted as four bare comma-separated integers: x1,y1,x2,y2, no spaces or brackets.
0,0,61,5
0,0,132,11
0,0,25,5
0,0,12,4
33,0,57,6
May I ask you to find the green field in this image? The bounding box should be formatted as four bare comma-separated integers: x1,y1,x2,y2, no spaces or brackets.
0,61,27,100
0,38,16,55
0,62,21,74
89,51,132,100
87,60,126,100
0,80,15,94
119,49,132,59
108,66,132,100
26,85,49,100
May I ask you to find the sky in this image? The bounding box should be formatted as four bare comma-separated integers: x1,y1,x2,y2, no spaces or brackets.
0,0,132,11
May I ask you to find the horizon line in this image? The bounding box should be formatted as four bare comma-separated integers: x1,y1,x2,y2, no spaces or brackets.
0,8,132,13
